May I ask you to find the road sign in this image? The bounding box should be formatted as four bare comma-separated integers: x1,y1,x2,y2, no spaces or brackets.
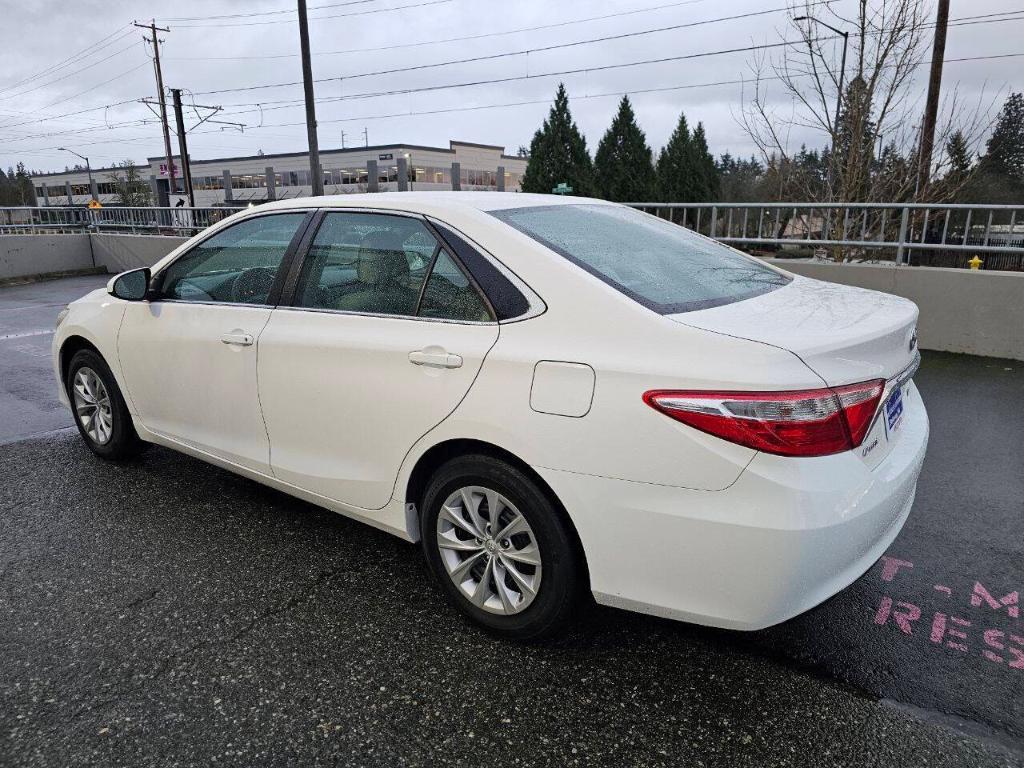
87,199,102,210
552,182,574,195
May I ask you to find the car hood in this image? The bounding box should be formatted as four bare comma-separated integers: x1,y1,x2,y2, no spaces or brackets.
667,275,919,386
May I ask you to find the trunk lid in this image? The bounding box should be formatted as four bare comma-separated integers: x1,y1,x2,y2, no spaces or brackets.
669,275,919,386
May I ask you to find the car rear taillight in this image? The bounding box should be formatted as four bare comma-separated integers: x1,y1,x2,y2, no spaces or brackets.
643,380,885,458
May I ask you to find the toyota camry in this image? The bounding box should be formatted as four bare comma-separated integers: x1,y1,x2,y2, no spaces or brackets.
53,192,928,640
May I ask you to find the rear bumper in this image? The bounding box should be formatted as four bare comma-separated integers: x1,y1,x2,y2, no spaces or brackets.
538,381,929,631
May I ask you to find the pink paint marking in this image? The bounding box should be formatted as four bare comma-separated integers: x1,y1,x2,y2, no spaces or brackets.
879,556,913,583
1010,635,1024,670
933,585,952,596
875,596,921,634
984,629,1006,664
930,612,971,652
970,582,1019,619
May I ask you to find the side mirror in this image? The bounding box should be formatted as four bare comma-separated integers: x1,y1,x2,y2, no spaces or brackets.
107,268,151,301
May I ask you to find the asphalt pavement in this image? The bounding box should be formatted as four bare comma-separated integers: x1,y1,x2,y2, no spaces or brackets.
0,274,108,444
0,276,1021,767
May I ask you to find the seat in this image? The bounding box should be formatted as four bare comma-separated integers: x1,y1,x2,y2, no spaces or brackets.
332,230,419,315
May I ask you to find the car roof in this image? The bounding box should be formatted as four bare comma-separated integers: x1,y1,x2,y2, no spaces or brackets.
253,191,616,216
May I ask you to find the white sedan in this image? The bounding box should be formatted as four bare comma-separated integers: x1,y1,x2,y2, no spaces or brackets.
53,192,928,640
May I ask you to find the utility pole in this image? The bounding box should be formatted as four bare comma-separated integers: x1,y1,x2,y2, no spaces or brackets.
916,0,949,200
134,20,176,200
170,88,195,207
297,0,324,196
341,130,346,149
363,127,369,147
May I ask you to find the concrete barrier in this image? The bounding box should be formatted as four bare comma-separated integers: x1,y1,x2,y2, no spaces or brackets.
2,234,1021,361
91,234,188,273
768,259,1024,361
0,234,94,280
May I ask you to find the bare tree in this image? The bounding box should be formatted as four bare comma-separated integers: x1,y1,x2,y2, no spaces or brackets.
739,0,994,206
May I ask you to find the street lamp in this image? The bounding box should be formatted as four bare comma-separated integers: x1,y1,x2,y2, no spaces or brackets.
57,147,97,202
794,15,849,139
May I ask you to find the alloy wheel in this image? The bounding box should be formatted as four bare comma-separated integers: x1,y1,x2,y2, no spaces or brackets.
72,367,113,445
436,485,543,615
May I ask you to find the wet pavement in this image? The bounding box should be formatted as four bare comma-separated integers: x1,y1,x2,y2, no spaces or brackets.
0,275,107,444
0,276,1021,767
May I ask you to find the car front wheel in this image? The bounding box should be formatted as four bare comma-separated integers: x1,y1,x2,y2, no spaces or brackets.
420,454,581,641
66,349,146,461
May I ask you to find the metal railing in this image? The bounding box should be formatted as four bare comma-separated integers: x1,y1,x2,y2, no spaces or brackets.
0,206,234,236
625,202,1024,269
4,201,1024,270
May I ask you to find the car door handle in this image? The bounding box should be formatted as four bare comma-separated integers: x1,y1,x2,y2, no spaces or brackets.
409,349,463,369
221,332,254,347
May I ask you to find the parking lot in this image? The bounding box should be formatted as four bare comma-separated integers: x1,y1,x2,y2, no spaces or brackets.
1,276,1022,767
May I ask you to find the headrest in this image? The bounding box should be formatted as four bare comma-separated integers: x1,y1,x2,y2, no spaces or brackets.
357,230,410,286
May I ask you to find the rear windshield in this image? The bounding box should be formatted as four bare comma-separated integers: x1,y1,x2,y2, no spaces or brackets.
491,204,789,314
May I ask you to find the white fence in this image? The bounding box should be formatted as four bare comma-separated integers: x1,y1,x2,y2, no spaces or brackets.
625,202,1024,270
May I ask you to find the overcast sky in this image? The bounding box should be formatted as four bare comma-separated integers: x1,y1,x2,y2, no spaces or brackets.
1,0,1022,174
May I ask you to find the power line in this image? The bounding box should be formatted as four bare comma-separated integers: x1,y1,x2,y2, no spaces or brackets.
203,38,831,103
207,48,1024,128
189,6,1024,100
0,25,132,95
257,76,790,130
0,119,158,143
10,48,1023,161
168,0,714,61
0,98,143,131
164,0,376,21
171,0,452,28
33,61,151,115
8,16,1024,163
0,36,142,103
194,4,817,96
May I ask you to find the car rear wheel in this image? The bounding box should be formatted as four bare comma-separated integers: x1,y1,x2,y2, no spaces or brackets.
420,454,581,641
67,349,146,461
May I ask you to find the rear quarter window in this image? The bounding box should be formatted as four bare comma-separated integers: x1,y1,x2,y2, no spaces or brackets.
491,204,789,314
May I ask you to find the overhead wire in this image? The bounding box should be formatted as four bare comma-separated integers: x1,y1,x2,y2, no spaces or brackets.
0,24,133,96
168,0,715,60
192,4,827,95
171,0,452,28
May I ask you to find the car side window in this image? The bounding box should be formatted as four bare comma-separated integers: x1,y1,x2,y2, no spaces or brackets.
418,251,493,322
295,212,434,317
158,213,307,305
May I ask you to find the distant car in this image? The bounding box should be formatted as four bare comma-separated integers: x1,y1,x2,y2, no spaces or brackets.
53,193,928,640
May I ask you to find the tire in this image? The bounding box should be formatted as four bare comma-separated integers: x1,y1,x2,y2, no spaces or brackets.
420,454,581,641
66,349,146,461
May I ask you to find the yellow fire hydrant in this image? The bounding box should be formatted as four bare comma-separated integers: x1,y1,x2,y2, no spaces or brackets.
968,255,983,270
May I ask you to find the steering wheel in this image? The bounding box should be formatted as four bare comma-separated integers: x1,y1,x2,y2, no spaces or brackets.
231,267,277,304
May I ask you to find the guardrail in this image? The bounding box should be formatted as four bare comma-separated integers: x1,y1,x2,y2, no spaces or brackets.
625,202,1024,270
0,206,233,236
5,202,1024,270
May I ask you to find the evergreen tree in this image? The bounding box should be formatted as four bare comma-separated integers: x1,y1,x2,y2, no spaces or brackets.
593,96,656,202
690,122,720,200
520,83,594,195
14,162,36,206
717,153,765,202
959,93,1024,203
942,130,973,194
980,92,1024,184
833,76,876,201
655,111,700,202
0,164,36,205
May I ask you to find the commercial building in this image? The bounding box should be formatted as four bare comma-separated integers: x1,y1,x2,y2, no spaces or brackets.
31,140,528,206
